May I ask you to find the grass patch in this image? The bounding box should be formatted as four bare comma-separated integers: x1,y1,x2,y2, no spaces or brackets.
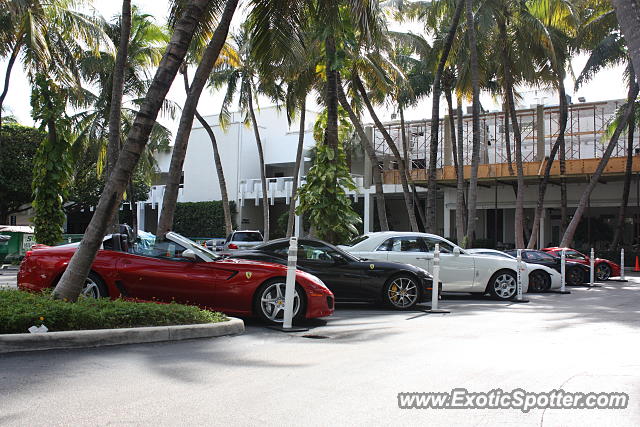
0,290,227,334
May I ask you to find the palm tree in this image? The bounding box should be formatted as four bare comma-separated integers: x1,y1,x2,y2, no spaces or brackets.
207,27,272,241
249,0,385,233
354,72,420,231
571,0,636,249
337,74,389,231
52,0,220,301
156,0,239,238
106,0,132,182
70,5,171,226
387,32,435,230
423,0,465,233
560,74,639,247
0,0,106,129
609,97,639,249
464,0,481,247
611,0,640,80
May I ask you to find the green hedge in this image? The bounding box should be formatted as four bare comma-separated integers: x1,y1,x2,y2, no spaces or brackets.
0,290,227,334
172,201,237,238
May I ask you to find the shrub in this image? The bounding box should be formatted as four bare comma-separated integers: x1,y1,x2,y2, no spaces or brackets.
0,290,227,334
172,201,237,237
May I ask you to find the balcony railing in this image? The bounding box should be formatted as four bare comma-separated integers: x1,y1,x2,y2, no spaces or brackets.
239,174,365,206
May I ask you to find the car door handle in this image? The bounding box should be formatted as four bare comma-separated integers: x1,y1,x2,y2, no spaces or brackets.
416,256,433,260
121,260,131,265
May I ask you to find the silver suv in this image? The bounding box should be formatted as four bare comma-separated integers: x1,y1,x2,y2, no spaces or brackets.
222,230,264,251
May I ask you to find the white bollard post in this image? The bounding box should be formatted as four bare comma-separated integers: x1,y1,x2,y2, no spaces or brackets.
283,237,298,329
560,249,566,293
621,248,625,281
590,248,595,287
431,244,440,310
516,249,523,300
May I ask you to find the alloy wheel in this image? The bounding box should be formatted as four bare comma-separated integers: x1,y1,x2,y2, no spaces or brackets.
260,282,300,323
387,277,418,309
81,277,102,298
493,274,517,299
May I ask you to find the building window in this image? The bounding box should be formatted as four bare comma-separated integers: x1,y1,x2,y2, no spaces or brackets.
10,216,16,226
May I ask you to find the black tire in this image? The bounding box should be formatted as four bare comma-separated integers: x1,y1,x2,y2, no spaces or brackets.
487,270,518,300
529,270,551,293
595,263,612,281
253,278,306,325
383,274,421,310
566,267,585,286
82,272,109,298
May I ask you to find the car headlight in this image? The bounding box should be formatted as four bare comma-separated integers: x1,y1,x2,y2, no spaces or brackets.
298,270,329,290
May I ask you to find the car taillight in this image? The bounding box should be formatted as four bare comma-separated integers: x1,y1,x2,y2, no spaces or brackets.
25,251,32,257
228,243,238,249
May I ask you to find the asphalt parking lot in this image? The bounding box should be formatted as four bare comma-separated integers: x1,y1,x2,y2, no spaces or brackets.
1,275,639,426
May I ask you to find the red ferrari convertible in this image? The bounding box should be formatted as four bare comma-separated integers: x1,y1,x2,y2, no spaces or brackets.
541,247,621,281
18,231,334,324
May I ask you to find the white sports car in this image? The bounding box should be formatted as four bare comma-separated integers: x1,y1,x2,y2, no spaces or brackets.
465,249,562,292
340,232,529,300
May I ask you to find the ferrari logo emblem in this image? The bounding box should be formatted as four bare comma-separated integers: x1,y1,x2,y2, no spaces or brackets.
369,264,375,270
245,272,252,279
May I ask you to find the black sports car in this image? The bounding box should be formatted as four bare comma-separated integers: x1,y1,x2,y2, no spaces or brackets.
505,249,590,286
229,238,435,310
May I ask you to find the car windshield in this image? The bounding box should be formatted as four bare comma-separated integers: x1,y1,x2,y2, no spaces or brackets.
346,235,369,247
532,251,557,260
233,232,263,242
138,232,221,261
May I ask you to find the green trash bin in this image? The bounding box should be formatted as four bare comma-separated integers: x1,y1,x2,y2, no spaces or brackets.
0,226,36,263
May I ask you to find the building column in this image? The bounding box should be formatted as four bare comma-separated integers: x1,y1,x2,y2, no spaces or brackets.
443,205,451,239
137,202,145,232
364,190,372,233
536,104,545,161
539,208,546,249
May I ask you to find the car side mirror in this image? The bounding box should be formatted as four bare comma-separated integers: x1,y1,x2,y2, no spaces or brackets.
182,249,198,261
453,247,461,256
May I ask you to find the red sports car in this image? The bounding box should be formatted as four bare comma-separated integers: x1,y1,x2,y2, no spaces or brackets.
541,247,621,281
18,231,334,325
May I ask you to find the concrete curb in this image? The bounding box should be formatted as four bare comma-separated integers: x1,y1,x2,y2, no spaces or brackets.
0,317,244,354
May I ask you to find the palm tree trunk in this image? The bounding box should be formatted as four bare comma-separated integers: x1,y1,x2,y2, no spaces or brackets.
427,0,465,233
325,35,339,151
560,79,639,247
504,103,514,175
444,86,459,239
499,19,525,248
181,68,233,235
52,0,212,301
0,43,19,130
527,78,569,248
610,99,636,249
105,0,132,234
286,99,306,238
612,0,640,86
354,74,419,231
465,0,481,247
157,0,238,237
337,79,389,231
400,105,427,228
248,89,269,241
456,97,466,243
